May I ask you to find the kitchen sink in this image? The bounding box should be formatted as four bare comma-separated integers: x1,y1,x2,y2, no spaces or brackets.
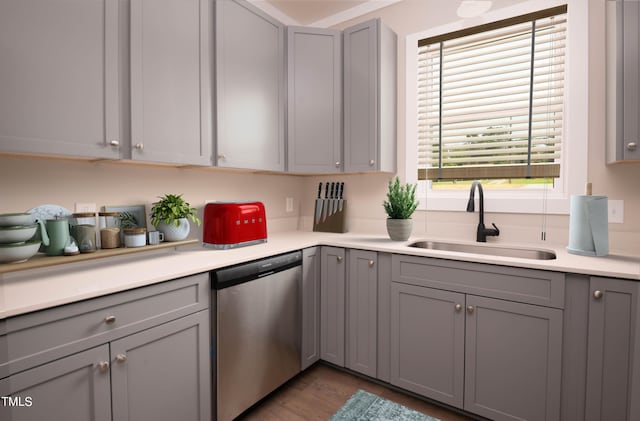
408,241,557,260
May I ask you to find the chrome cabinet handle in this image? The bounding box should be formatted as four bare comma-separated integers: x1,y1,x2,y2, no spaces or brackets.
104,315,116,324
627,142,637,151
337,255,343,262
455,304,462,312
134,143,144,150
116,354,127,363
98,361,110,373
593,290,603,299
109,140,119,147
368,260,375,267
335,161,341,167
467,305,474,314
369,159,375,166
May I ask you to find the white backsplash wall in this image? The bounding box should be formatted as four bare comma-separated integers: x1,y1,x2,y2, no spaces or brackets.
0,155,305,239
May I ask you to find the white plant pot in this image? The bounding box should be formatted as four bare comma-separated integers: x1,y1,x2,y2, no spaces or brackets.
386,218,413,241
157,218,190,242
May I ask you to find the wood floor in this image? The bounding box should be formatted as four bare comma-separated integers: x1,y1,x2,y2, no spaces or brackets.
239,363,476,421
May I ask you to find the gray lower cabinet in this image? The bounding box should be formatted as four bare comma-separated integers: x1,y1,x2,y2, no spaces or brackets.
287,27,342,173
0,273,210,421
0,345,112,421
129,0,212,165
585,276,640,421
346,249,378,377
0,0,120,159
343,19,396,173
215,0,285,171
320,246,346,366
301,247,321,370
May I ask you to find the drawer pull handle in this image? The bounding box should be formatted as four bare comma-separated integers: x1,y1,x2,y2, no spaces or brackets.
467,305,474,314
116,354,127,363
104,315,116,324
455,304,462,312
593,290,603,299
98,361,110,373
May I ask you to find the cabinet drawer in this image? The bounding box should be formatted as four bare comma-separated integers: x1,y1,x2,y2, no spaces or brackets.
392,255,564,308
0,272,209,378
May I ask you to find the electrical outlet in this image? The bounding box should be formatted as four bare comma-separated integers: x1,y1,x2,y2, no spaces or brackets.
608,200,624,224
286,197,294,213
75,202,96,213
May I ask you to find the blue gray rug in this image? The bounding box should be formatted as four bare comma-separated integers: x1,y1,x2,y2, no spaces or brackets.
329,390,440,421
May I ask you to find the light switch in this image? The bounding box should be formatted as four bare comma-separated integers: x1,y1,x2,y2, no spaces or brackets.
608,200,624,224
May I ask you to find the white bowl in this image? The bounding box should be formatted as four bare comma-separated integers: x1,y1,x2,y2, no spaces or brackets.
0,224,38,244
0,213,35,227
0,240,41,263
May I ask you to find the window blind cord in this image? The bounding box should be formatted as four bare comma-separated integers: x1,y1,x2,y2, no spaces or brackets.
540,17,556,242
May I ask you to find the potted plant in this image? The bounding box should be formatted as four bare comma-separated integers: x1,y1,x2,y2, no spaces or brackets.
383,177,418,241
150,194,201,242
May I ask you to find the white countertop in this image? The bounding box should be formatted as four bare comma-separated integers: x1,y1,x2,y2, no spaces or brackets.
1,231,638,319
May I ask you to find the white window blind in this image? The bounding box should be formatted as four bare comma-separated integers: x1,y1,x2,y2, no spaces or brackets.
417,5,567,181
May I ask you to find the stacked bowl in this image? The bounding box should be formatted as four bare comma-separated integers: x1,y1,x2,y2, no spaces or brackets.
0,213,41,264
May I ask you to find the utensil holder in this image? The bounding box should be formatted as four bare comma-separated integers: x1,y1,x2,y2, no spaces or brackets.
313,199,347,233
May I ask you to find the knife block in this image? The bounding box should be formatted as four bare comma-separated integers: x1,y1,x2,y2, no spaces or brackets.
313,199,347,233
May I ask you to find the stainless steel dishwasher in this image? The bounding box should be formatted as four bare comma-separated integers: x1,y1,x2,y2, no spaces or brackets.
212,251,302,421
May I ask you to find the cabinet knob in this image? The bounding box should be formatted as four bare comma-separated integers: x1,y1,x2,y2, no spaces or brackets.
97,361,110,373
454,304,462,312
627,142,637,151
368,260,375,267
218,154,226,160
109,140,119,147
337,255,343,262
369,159,375,166
593,290,604,299
104,315,116,324
467,305,474,314
134,143,144,150
335,161,341,167
115,354,127,364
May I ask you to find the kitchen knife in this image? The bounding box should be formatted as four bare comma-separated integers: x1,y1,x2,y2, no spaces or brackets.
315,182,323,224
332,182,339,214
322,182,329,222
329,182,335,218
338,182,344,212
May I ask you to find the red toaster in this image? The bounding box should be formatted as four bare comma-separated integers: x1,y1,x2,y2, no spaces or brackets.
203,201,267,249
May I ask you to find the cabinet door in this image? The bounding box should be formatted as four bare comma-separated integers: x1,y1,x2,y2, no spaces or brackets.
623,0,640,160
215,0,285,171
465,295,562,421
585,277,640,421
110,311,210,421
130,0,211,165
301,247,321,370
0,345,111,421
320,246,346,366
346,249,377,377
287,27,342,173
0,0,120,159
390,283,465,407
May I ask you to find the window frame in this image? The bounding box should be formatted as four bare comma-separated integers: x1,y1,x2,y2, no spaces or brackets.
405,0,586,215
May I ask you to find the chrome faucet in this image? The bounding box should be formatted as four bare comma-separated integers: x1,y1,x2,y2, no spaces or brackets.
466,181,500,242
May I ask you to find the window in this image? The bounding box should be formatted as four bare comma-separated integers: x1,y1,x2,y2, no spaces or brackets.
417,6,567,182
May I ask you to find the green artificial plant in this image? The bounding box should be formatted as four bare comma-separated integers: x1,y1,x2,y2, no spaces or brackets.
383,177,418,219
150,194,201,228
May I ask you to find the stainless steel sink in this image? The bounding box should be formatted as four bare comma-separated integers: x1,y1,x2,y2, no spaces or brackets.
408,241,557,260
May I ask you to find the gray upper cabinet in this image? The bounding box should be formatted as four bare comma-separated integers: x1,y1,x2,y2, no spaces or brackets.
215,0,285,171
130,0,212,165
301,247,321,370
585,276,640,421
343,19,396,173
0,0,121,159
607,0,640,162
287,27,342,173
346,249,378,378
320,246,346,366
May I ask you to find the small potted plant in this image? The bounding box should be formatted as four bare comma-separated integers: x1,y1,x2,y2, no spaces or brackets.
383,177,418,241
150,194,201,242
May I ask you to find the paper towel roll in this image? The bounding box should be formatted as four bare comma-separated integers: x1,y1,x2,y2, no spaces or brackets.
567,195,609,256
